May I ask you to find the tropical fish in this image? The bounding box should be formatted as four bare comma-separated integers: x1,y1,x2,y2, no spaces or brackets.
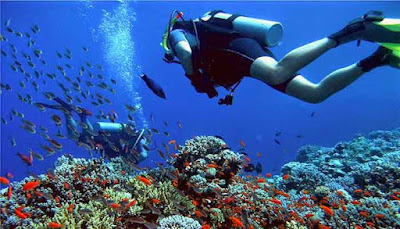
140,74,166,99
137,176,152,185
274,139,281,145
31,24,40,34
22,180,40,191
51,115,62,126
22,125,36,134
48,222,63,228
177,121,183,128
229,216,244,228
268,199,282,205
282,174,290,180
15,208,28,219
79,208,93,214
41,144,56,156
0,176,10,185
240,140,245,147
311,111,315,117
8,185,12,200
33,49,42,58
125,104,136,113
9,137,16,147
243,163,254,172
14,31,23,37
1,117,7,124
30,149,44,161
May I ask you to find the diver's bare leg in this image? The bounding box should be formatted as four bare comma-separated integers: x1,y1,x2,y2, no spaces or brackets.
250,38,336,85
285,64,364,104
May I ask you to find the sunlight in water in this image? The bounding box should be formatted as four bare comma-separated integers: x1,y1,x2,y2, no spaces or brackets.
98,1,148,128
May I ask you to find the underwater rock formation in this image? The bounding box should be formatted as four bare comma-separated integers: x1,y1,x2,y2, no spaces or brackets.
1,132,400,228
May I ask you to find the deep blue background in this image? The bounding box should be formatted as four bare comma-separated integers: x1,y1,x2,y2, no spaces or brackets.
1,1,400,185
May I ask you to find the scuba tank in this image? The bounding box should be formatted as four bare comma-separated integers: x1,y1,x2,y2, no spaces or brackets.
201,11,283,47
93,122,124,133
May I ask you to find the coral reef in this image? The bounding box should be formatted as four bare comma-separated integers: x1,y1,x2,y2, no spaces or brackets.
2,131,400,228
158,215,201,229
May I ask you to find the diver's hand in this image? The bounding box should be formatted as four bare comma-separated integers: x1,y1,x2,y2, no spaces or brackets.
185,72,218,98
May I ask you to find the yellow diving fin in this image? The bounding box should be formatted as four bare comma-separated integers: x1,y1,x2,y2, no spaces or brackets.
375,18,400,57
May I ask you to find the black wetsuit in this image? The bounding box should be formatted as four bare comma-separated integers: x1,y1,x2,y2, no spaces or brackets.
171,10,297,93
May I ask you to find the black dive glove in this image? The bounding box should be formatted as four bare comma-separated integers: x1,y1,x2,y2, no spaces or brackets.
185,71,218,98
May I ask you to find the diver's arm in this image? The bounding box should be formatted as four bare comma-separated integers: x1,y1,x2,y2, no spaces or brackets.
169,29,193,75
175,41,194,75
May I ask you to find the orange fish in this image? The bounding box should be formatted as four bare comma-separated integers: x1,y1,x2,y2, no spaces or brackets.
15,209,28,219
137,176,152,185
168,140,176,145
305,213,314,218
126,200,136,208
375,213,385,219
151,198,161,204
48,222,63,228
359,210,369,218
22,180,40,191
265,173,272,178
282,174,290,180
5,172,14,179
354,189,363,194
0,176,10,185
201,224,211,229
229,216,244,228
67,204,75,213
110,203,121,209
366,222,375,227
16,152,33,166
207,163,219,168
239,140,245,147
391,195,400,200
194,210,203,218
351,200,361,205
320,205,334,216
257,178,266,183
8,185,12,200
63,182,70,189
269,199,282,205
256,152,261,157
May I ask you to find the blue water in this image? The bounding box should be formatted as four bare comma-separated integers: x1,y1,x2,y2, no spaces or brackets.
1,1,400,182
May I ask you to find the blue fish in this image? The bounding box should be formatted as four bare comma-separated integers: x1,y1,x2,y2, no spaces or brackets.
140,74,166,99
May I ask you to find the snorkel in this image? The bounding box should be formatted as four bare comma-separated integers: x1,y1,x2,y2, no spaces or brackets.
161,10,184,60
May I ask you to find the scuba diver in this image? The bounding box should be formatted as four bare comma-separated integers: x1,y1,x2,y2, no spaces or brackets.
161,10,400,105
36,98,149,164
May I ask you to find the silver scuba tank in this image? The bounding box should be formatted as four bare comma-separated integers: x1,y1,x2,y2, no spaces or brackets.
202,12,283,47
93,122,124,133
